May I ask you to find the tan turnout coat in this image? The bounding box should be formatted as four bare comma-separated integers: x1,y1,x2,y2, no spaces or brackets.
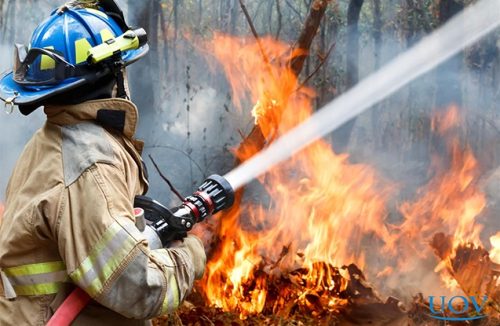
0,99,201,325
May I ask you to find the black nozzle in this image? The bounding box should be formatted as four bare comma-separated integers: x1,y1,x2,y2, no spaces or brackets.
199,174,235,213
184,174,235,222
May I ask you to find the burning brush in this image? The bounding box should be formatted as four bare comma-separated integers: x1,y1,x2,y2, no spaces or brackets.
170,33,500,326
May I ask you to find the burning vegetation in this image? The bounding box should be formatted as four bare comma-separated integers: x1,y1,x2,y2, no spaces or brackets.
154,33,499,325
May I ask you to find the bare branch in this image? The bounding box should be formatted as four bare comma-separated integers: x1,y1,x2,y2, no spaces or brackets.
275,0,283,39
148,155,186,202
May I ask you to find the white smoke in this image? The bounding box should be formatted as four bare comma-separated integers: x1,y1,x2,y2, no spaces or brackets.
0,44,45,200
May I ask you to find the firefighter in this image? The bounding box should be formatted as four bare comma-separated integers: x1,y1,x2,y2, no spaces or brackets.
0,1,206,325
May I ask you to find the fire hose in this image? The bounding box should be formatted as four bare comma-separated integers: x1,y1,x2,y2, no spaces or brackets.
46,175,235,326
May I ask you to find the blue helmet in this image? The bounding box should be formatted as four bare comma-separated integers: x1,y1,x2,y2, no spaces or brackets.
0,1,148,114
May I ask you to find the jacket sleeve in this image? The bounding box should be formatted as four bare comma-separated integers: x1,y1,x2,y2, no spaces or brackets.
56,162,203,319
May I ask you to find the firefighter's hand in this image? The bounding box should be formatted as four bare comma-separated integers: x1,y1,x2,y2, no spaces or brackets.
182,235,207,279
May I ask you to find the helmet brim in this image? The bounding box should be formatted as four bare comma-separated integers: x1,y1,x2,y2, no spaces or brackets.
0,71,87,106
0,45,149,113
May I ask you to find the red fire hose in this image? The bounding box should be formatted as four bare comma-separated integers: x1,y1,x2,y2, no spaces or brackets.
46,287,91,326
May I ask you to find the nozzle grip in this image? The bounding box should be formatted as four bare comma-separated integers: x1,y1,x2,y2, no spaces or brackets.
133,175,234,247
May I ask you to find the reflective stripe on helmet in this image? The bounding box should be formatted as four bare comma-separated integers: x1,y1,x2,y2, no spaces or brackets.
70,221,138,297
40,46,56,70
100,29,115,43
75,38,92,64
2,261,68,296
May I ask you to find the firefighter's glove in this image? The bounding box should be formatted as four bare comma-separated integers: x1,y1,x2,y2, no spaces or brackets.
182,235,207,279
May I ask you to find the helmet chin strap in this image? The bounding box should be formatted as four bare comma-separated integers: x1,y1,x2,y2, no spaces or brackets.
115,71,128,100
112,68,129,100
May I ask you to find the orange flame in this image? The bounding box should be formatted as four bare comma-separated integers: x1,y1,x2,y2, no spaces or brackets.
383,106,487,291
490,232,500,264
0,202,4,224
198,34,493,318
200,34,391,317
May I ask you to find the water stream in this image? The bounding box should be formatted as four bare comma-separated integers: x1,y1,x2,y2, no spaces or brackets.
224,0,500,190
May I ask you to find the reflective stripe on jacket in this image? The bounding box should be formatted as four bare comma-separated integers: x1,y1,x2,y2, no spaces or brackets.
0,99,200,326
2,261,67,296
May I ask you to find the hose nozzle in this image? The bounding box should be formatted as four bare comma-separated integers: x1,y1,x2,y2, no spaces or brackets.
182,174,235,222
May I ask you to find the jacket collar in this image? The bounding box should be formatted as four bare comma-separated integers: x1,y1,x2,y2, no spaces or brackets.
44,98,139,139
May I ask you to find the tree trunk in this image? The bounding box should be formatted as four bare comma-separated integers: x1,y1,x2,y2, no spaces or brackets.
127,0,160,111
333,0,364,152
2,0,16,44
275,0,282,39
267,0,274,35
290,0,330,76
229,0,239,34
370,0,382,144
345,0,364,88
198,0,203,25
0,0,4,30
435,0,463,108
372,0,382,69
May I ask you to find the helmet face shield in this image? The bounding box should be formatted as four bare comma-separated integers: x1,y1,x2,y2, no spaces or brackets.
13,44,28,71
13,46,75,85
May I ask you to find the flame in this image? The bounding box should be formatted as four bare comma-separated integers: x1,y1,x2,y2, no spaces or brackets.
197,34,494,318
490,232,500,264
383,106,487,291
200,34,391,317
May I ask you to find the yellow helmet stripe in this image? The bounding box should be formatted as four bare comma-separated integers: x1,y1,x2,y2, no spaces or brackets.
40,46,56,70
100,29,115,43
75,38,93,64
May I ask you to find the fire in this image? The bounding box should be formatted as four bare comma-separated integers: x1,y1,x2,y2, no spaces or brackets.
491,233,500,264
197,35,495,319
200,34,391,318
382,106,487,293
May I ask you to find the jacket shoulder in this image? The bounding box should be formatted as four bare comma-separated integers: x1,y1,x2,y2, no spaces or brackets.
61,121,117,186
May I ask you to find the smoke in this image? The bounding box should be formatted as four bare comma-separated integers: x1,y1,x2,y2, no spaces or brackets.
0,1,48,200
343,32,500,299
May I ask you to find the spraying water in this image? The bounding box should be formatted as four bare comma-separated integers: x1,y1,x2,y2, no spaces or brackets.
224,0,500,190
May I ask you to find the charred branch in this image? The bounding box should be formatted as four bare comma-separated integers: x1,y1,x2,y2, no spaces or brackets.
234,0,330,164
290,0,331,76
